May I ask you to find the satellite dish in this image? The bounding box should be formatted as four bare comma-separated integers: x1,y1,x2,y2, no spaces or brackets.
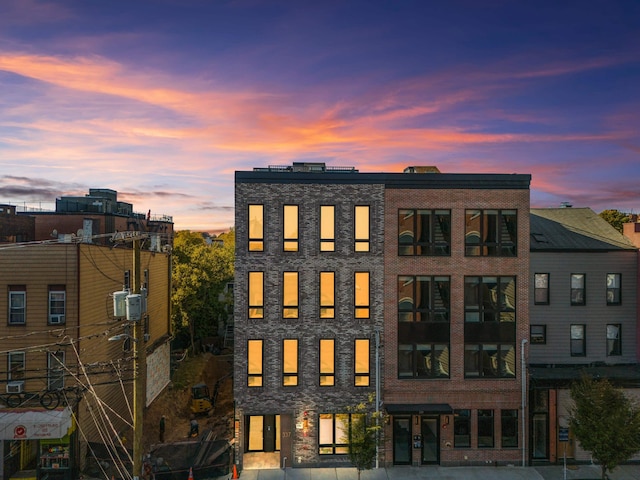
51,229,58,238
77,229,84,237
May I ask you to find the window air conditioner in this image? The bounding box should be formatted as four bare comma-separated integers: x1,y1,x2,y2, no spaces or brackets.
6,381,24,394
49,314,65,324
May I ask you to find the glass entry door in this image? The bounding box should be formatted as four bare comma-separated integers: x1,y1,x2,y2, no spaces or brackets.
393,417,412,465
421,416,439,464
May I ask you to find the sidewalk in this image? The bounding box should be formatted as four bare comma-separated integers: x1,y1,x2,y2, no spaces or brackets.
238,464,640,480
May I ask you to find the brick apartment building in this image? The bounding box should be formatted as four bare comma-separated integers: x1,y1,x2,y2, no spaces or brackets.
234,163,531,470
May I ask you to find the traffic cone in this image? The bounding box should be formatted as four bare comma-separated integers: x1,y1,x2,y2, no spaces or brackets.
188,467,194,480
232,464,238,479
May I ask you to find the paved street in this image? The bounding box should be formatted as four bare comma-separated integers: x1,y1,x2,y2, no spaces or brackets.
238,464,640,480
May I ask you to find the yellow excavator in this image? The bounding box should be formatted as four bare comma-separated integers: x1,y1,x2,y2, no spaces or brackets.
190,372,232,415
190,383,213,415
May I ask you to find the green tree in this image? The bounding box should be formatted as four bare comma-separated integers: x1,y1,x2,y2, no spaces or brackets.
599,209,631,233
345,393,384,480
569,375,640,480
171,230,234,353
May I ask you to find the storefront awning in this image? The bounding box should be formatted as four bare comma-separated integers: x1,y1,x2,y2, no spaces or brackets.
0,407,73,440
385,403,453,414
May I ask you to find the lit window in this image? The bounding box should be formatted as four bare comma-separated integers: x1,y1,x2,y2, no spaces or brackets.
606,273,621,305
534,273,549,305
319,339,335,386
283,205,299,252
354,272,370,318
320,205,335,252
282,272,299,318
49,286,66,325
48,351,65,390
354,206,370,252
570,274,585,305
247,340,263,387
354,339,369,386
398,209,450,256
248,204,264,251
283,339,298,386
606,324,621,356
248,272,264,319
320,272,335,318
570,324,585,356
465,209,517,256
8,287,26,325
319,413,363,455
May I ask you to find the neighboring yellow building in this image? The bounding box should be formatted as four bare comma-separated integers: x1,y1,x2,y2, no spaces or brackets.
0,240,171,480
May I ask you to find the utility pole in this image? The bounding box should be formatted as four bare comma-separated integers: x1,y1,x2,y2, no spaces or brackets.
111,232,146,480
132,237,144,480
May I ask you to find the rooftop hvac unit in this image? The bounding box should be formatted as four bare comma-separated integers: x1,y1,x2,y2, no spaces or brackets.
126,294,142,321
6,381,23,394
113,291,128,317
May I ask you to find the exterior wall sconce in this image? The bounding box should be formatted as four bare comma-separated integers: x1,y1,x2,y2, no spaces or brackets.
443,415,450,428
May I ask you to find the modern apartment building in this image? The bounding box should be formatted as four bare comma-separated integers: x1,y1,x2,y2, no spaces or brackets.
234,163,532,470
0,240,172,480
529,207,640,464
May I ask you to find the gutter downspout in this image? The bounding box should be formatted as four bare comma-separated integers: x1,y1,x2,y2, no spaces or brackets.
521,338,528,467
375,328,380,469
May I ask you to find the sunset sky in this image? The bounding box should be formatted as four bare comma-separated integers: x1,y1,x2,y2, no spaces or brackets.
1,0,638,232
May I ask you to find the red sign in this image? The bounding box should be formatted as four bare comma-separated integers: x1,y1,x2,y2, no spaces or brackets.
14,425,26,438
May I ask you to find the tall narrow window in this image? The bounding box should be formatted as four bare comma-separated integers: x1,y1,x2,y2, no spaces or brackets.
465,209,517,256
398,209,451,256
320,272,335,318
477,410,494,448
49,286,66,325
282,339,298,386
354,206,370,252
570,274,585,305
8,351,25,381
453,409,471,448
8,286,26,325
283,272,299,318
283,205,299,252
606,273,621,305
319,339,335,386
570,324,586,356
247,340,263,387
320,205,335,252
248,272,264,318
354,339,370,386
354,272,370,318
534,273,549,305
248,204,264,251
606,324,621,356
501,410,518,448
48,351,65,390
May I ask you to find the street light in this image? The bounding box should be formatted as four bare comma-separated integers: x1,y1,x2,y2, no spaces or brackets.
108,334,137,343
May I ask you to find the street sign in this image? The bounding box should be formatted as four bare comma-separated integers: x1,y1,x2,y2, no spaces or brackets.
559,427,569,442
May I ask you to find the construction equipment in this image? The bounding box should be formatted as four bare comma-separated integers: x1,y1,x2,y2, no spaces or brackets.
190,372,233,416
190,383,213,415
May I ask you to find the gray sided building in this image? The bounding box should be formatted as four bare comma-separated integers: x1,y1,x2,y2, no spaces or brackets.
234,163,533,470
529,207,640,464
